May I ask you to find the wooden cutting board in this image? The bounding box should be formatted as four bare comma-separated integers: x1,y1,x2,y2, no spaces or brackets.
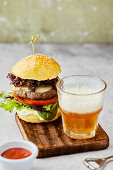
15,114,109,158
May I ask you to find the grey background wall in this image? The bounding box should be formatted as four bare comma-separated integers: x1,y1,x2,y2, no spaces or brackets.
0,0,113,43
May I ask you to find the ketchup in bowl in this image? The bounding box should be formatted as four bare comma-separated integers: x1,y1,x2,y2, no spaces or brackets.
1,148,32,159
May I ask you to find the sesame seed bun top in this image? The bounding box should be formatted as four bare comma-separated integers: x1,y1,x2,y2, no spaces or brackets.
12,54,61,81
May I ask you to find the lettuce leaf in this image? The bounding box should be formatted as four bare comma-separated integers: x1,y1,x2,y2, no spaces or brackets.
0,91,59,120
39,102,59,120
0,98,32,112
0,91,13,99
0,91,32,112
38,111,56,120
43,104,51,111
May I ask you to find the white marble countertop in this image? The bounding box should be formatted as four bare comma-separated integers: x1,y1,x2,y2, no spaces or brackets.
0,43,113,170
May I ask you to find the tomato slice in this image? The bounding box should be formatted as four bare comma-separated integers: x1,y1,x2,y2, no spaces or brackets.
13,93,58,105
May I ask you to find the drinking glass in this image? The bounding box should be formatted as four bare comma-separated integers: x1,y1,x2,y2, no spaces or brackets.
57,75,107,139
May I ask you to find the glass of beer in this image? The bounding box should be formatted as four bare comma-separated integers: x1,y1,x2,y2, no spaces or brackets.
57,75,107,139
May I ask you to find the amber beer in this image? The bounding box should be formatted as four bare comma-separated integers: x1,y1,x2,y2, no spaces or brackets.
60,107,102,139
59,85,104,139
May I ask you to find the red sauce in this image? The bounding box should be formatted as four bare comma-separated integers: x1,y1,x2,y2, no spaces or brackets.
1,148,32,159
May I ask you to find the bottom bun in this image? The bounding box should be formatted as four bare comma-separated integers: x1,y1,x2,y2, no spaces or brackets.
17,108,61,123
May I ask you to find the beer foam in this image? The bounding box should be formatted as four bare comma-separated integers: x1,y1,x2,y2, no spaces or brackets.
59,86,104,114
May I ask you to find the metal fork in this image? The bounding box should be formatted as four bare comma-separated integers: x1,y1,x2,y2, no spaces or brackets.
84,155,113,170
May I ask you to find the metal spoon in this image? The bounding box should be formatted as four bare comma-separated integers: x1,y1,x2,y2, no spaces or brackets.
84,155,113,170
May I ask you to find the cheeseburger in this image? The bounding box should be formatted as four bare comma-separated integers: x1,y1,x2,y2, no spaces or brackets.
0,54,61,123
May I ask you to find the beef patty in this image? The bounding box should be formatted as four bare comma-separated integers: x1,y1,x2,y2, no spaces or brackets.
14,88,57,100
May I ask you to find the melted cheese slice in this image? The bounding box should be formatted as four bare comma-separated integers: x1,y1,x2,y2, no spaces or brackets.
11,85,52,93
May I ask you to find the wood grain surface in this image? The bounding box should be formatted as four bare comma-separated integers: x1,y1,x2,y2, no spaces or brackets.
15,114,109,158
